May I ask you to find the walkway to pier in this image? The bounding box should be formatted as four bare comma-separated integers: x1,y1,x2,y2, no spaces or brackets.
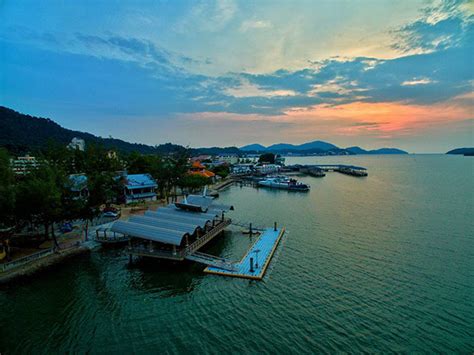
185,251,236,271
204,227,285,280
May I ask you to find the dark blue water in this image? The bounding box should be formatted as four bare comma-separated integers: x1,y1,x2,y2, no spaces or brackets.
1,155,473,353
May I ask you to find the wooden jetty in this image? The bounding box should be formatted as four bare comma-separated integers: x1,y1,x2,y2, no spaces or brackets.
204,226,285,280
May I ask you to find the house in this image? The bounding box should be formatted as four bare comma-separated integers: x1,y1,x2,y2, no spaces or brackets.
68,174,89,200
189,161,216,181
67,137,86,151
120,173,158,204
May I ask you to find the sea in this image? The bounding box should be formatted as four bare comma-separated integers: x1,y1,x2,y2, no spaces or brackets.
1,154,473,353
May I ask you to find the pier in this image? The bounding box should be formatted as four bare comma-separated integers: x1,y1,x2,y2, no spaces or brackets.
109,194,285,280
204,226,285,280
289,164,368,177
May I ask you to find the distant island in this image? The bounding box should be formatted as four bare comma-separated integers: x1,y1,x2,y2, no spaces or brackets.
241,141,408,156
446,148,474,156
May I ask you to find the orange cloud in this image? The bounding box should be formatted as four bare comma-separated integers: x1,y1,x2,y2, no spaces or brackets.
284,100,473,137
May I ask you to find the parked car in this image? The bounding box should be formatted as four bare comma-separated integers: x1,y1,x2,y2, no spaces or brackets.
102,211,119,218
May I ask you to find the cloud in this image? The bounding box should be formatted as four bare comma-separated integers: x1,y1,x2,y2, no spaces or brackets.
240,20,272,32
174,0,237,33
392,0,473,53
401,77,437,86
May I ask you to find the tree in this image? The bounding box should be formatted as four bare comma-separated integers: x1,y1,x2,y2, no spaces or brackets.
178,175,210,193
0,148,15,228
211,165,230,178
14,165,63,248
259,153,275,164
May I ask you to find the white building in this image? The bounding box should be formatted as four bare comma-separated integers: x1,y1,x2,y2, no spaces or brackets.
217,154,239,165
256,164,281,174
67,137,86,151
10,155,40,175
231,164,254,174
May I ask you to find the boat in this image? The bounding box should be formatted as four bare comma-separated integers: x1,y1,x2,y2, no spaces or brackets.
258,176,310,191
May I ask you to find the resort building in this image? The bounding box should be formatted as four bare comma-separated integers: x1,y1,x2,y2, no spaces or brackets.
120,173,158,204
111,195,234,263
10,155,41,175
67,137,86,151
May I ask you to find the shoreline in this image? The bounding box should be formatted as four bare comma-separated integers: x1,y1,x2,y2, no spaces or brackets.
0,244,91,285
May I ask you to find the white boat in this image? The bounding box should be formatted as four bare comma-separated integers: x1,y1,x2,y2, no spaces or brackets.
258,176,310,191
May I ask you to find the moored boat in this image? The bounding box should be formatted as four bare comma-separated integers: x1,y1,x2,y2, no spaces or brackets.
258,176,310,191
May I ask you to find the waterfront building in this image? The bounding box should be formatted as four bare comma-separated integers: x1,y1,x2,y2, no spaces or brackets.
111,195,234,263
120,173,158,204
67,137,86,151
10,155,40,175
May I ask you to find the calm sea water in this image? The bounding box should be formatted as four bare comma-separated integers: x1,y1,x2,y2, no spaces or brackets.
1,155,473,353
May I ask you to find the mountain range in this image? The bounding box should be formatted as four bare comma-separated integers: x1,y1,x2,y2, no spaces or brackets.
241,141,408,155
1,106,408,156
0,106,240,156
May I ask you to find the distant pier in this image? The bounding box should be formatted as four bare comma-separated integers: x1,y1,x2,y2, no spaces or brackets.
288,164,368,177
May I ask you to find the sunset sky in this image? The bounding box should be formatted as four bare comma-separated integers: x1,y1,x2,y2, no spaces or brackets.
1,0,473,152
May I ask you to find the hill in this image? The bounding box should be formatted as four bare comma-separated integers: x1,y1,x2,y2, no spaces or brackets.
346,146,408,155
446,148,474,156
241,140,408,155
240,143,266,151
0,106,239,156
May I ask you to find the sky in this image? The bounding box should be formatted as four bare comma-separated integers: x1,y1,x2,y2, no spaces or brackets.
0,0,473,152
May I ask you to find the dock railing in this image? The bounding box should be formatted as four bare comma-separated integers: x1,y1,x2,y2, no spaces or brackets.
183,218,232,255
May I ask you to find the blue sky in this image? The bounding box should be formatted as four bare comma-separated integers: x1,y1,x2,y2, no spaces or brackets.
0,0,472,152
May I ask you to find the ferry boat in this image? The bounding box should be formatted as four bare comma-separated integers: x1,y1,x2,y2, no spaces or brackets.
258,176,310,191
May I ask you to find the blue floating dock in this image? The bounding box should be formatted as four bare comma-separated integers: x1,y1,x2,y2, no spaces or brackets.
204,227,285,280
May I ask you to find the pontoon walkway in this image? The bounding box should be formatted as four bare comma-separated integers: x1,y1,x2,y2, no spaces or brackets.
204,227,285,280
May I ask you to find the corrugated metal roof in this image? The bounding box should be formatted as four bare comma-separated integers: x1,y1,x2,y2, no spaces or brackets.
111,220,186,246
161,205,221,220
110,196,233,246
144,210,212,229
125,174,158,189
186,195,214,208
185,195,233,212
129,215,201,235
